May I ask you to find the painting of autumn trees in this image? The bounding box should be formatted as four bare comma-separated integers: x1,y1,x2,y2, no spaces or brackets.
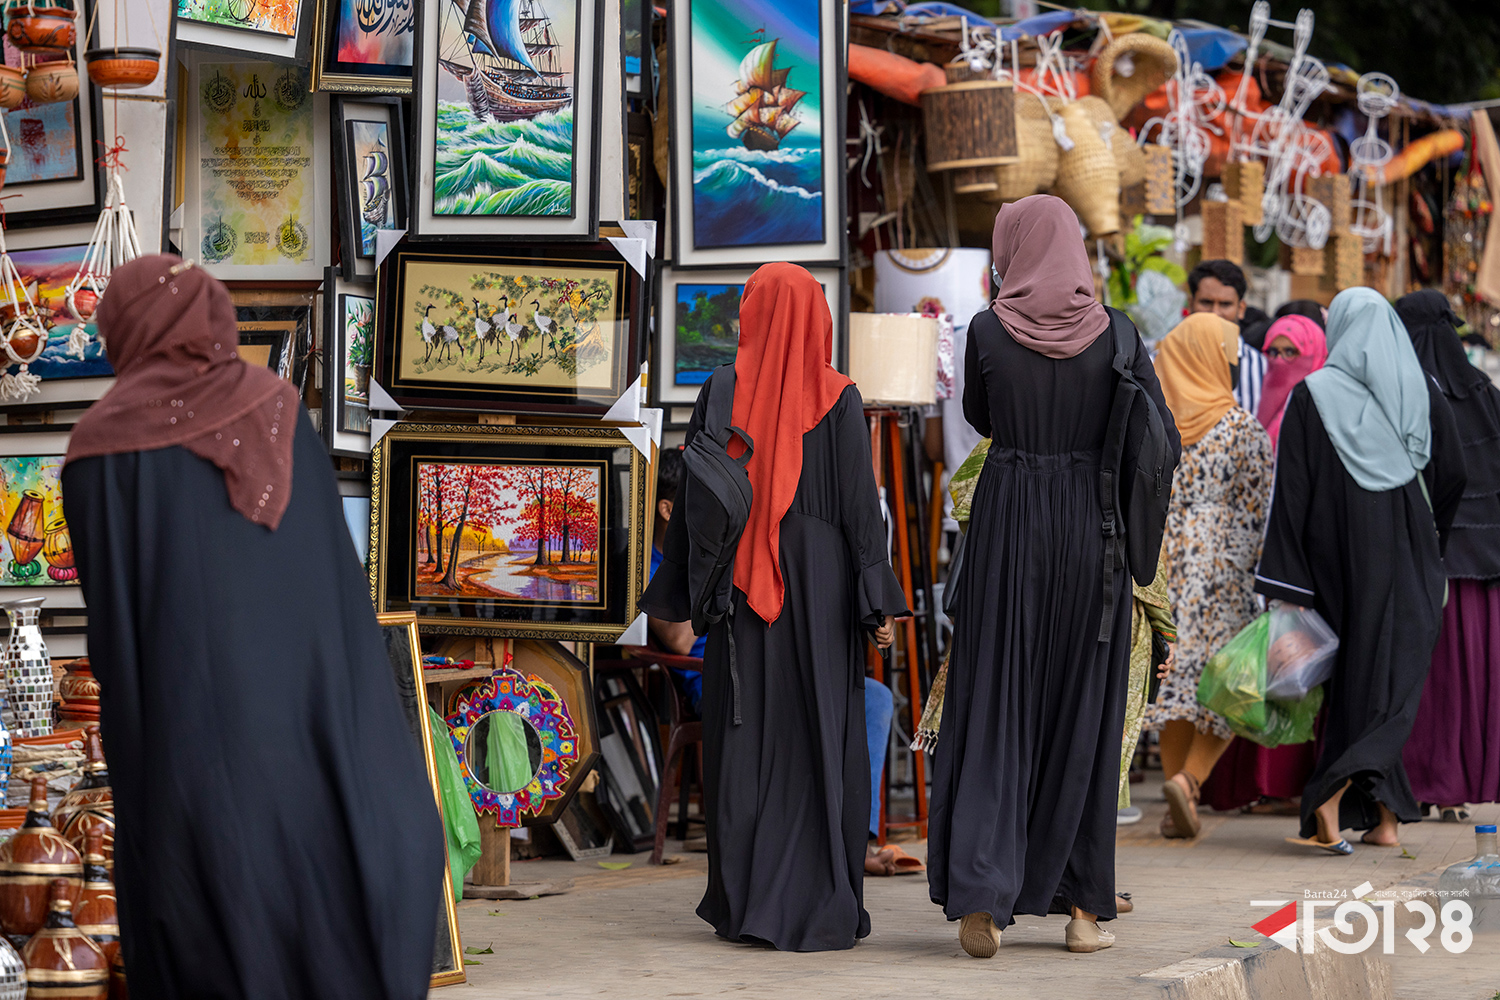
414,461,603,603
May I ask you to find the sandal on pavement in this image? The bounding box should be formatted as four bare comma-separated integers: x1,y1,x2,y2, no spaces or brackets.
1115,893,1133,915
1065,918,1115,953
960,913,1001,958
1440,806,1471,823
1162,772,1202,838
1284,835,1353,856
885,844,925,874
1159,814,1182,838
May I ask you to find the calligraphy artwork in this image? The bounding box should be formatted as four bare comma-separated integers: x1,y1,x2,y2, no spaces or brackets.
176,0,302,37
314,0,414,91
197,63,316,268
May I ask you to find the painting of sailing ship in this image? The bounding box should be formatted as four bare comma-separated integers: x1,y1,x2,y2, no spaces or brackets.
413,461,602,604
430,0,578,217
176,0,302,37
349,120,396,255
689,0,823,249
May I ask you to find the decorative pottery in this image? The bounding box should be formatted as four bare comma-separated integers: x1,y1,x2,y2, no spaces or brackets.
0,778,80,942
20,879,106,999
83,47,157,89
41,517,74,583
0,66,22,110
0,599,49,739
3,495,44,579
4,5,74,53
56,730,110,867
55,661,98,725
72,830,115,963
24,60,78,105
0,935,22,1000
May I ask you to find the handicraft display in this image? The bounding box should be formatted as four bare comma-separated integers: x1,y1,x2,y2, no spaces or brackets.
0,778,80,940
372,239,642,414
332,95,406,277
321,267,374,457
0,457,74,587
370,423,652,641
311,0,412,92
408,0,602,239
669,0,844,267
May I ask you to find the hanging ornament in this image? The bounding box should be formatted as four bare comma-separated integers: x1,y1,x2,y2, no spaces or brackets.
63,146,139,358
4,0,76,54
23,52,78,105
0,218,49,403
81,0,159,90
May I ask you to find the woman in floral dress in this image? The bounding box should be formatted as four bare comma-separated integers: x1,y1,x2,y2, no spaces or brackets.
1144,313,1274,839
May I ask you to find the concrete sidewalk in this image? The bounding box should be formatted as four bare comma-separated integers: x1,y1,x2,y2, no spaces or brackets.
435,779,1500,1000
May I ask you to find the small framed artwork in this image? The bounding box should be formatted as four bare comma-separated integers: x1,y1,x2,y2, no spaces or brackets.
228,287,316,390
321,267,375,457
622,0,647,96
0,0,105,229
332,96,407,279
668,0,846,268
654,264,846,408
171,0,313,62
311,0,413,92
182,55,331,280
625,111,656,224
408,0,602,240
370,422,653,642
554,792,614,861
372,239,643,414
236,324,294,377
0,430,83,613
375,612,467,988
0,245,112,409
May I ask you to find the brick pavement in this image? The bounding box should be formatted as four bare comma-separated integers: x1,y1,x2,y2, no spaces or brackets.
434,779,1500,1000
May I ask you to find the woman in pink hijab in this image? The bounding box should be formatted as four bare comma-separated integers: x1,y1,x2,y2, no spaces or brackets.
1256,315,1329,450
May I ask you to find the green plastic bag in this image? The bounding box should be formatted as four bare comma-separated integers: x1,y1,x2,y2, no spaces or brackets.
1197,613,1269,733
428,704,481,900
1230,685,1324,748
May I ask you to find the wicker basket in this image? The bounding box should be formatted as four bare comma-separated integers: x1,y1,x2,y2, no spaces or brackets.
1091,32,1179,120
1144,144,1174,214
1201,199,1244,263
1074,95,1144,187
1223,161,1265,225
979,104,1059,203
1051,101,1121,236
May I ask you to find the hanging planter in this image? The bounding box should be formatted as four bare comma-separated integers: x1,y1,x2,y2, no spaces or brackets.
5,2,76,53
0,66,23,110
84,46,157,89
24,56,77,105
64,164,142,356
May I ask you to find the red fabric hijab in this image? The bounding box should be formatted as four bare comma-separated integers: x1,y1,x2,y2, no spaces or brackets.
991,194,1110,358
65,255,299,530
729,263,852,624
1255,314,1328,451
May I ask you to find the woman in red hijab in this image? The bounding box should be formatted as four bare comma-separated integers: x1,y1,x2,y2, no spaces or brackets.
642,262,908,951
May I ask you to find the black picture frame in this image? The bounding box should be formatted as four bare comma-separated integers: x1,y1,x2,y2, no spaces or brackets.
372,237,644,415
229,288,316,391
622,0,648,97
333,95,408,279
321,266,375,458
593,672,662,853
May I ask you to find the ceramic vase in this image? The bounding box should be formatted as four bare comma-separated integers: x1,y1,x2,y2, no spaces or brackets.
73,830,116,962
56,729,111,868
0,777,80,943
107,951,124,1000
0,936,23,1000
55,660,98,726
1,598,51,740
20,878,107,998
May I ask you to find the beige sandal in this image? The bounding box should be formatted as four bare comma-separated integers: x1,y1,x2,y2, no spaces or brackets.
959,912,1002,958
1162,771,1202,839
1065,918,1115,953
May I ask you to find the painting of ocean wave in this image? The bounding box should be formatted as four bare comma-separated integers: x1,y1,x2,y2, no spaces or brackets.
691,146,822,247
434,104,574,217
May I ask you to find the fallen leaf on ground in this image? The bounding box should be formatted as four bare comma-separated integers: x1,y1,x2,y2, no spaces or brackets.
1228,940,1259,948
598,861,632,870
464,945,494,955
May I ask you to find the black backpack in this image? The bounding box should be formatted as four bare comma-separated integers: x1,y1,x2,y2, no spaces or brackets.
1098,306,1178,639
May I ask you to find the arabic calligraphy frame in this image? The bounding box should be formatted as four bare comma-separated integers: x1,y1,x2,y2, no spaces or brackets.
312,0,414,93
333,95,409,279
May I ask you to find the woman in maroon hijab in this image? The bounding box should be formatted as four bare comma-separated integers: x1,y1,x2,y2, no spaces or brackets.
63,256,442,1000
928,196,1179,956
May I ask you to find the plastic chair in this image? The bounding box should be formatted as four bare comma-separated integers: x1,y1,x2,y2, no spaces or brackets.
623,644,704,865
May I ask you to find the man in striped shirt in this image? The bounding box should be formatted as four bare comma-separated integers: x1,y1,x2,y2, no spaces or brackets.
1187,259,1271,416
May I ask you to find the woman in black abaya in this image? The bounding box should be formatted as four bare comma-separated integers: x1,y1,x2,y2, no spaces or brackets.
1256,287,1465,853
641,263,907,952
928,195,1179,956
63,256,442,999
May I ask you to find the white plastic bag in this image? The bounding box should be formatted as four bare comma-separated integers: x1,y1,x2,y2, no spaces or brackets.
1264,603,1339,701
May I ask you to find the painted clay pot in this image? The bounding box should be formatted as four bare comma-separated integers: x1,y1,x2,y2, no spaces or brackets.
0,778,81,942
56,660,98,725
24,60,78,106
5,6,74,53
57,730,111,868
42,517,75,583
83,47,157,89
72,830,115,963
20,879,107,999
0,66,22,110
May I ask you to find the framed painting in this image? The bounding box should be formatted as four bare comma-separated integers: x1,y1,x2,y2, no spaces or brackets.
322,268,375,457
0,1,105,229
593,672,662,852
332,96,407,279
172,0,312,61
408,0,602,240
370,422,653,641
654,264,846,407
372,239,643,414
228,287,316,390
622,0,647,96
5,245,111,382
182,56,331,280
312,0,413,92
669,0,845,268
0,455,76,588
375,612,466,988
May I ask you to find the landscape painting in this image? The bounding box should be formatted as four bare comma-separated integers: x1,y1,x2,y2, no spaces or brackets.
341,293,374,432
413,461,603,605
673,282,742,386
176,0,302,37
7,246,111,381
0,456,73,587
688,0,824,249
429,0,579,218
348,119,395,256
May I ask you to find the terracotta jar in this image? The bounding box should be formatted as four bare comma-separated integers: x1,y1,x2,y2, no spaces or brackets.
55,660,99,723
0,66,22,110
24,60,78,105
57,730,112,868
0,777,81,942
20,879,107,999
83,47,158,89
72,830,116,963
4,6,74,53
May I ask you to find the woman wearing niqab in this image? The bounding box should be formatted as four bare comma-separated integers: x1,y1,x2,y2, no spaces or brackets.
1256,287,1465,853
927,195,1179,956
641,262,908,952
62,255,443,999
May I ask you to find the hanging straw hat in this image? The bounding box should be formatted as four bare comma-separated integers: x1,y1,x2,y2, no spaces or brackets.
1091,32,1179,120
1051,101,1121,236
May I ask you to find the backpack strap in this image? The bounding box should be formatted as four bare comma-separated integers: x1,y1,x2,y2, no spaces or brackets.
1098,308,1136,642
705,363,754,466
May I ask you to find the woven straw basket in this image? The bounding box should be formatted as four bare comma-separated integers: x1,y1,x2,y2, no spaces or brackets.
1073,95,1146,187
1091,32,1179,119
979,92,1060,203
1052,101,1121,235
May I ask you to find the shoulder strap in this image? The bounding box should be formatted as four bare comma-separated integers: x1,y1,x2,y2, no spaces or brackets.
1108,306,1136,375
704,363,754,466
1099,308,1136,642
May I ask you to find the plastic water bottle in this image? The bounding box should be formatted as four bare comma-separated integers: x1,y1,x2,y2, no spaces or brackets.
1438,825,1500,931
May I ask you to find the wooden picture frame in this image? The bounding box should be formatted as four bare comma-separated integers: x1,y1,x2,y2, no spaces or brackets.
311,0,413,93
376,612,466,989
171,0,313,63
408,0,602,240
370,422,653,642
322,267,375,458
332,96,408,279
228,287,316,390
668,0,846,268
372,239,644,415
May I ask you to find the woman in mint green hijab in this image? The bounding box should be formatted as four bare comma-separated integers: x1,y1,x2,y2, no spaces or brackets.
1255,287,1467,855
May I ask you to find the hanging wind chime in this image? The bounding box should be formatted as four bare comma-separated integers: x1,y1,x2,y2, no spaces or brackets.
0,219,49,401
